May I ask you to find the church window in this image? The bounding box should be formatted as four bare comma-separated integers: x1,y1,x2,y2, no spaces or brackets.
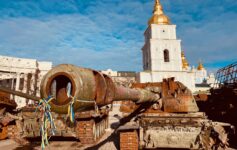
164,49,170,62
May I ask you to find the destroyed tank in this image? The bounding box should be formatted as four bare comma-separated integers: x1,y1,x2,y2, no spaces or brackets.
0,91,17,140
0,64,159,144
0,64,232,149
118,78,232,150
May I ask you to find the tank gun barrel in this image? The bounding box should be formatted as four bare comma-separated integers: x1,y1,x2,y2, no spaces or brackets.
39,64,160,113
0,86,40,102
114,86,160,103
0,64,160,113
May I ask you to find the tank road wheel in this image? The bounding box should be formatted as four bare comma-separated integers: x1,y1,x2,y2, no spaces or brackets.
92,122,96,142
101,119,105,134
105,116,109,129
120,130,139,150
76,120,97,144
100,121,103,137
96,123,100,139
0,126,8,140
98,121,102,138
103,118,106,134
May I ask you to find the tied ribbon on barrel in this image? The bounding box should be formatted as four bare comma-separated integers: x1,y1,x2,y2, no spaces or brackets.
67,83,76,123
68,96,76,123
66,82,99,123
67,96,98,123
36,96,56,150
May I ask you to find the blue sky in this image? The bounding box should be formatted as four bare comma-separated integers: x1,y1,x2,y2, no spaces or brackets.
0,0,236,72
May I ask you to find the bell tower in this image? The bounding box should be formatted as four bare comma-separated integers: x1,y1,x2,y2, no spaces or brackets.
142,0,182,71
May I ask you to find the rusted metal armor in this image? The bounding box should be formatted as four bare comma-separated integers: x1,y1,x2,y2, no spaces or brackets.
118,78,232,149
0,64,233,149
0,64,160,145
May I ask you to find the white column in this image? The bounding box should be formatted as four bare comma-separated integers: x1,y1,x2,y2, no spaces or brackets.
15,73,20,91
16,73,27,108
14,73,21,107
23,73,28,93
28,72,35,105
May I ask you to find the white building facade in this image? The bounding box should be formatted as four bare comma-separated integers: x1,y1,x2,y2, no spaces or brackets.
0,55,52,108
137,0,196,91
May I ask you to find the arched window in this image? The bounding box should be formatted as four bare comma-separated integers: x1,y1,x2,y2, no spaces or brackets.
163,49,170,62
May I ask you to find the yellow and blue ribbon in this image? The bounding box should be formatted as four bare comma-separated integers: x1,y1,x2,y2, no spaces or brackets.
68,96,76,123
36,96,56,150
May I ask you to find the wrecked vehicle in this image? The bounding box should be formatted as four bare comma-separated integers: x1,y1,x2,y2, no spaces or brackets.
118,78,233,149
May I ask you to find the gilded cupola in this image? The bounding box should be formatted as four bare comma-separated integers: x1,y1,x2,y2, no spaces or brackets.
181,51,189,69
197,61,205,70
148,0,171,25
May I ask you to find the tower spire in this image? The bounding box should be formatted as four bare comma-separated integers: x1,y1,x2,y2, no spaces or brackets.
148,0,170,25
153,0,163,15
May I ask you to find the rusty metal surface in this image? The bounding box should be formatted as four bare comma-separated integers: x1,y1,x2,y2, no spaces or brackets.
12,107,110,140
118,111,232,149
0,92,18,140
40,64,97,114
38,64,160,114
143,126,202,149
17,111,75,138
0,64,162,145
194,93,209,101
0,87,40,102
0,91,16,108
118,77,232,149
93,71,107,105
113,85,159,103
120,77,199,113
0,64,161,114
0,126,7,140
103,75,116,105
162,78,199,112
0,63,233,148
195,62,237,148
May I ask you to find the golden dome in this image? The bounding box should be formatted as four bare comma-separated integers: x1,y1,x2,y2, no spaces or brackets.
181,51,189,69
197,61,205,70
148,0,170,25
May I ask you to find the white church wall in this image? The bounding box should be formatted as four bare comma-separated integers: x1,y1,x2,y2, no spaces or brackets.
149,39,182,71
150,24,177,40
207,73,215,87
138,0,204,93
195,69,208,84
0,55,37,73
138,71,196,92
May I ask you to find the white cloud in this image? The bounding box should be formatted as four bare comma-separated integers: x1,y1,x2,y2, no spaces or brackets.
0,14,142,71
0,0,236,72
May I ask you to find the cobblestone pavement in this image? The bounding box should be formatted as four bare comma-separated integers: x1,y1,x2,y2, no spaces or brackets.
0,105,122,150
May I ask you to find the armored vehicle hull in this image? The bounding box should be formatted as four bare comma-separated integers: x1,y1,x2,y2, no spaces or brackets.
118,78,232,149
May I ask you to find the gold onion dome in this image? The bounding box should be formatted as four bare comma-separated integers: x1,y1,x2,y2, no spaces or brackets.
181,51,189,69
197,61,205,70
148,0,170,25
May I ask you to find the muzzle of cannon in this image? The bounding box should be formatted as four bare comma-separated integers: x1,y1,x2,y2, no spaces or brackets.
40,64,160,114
